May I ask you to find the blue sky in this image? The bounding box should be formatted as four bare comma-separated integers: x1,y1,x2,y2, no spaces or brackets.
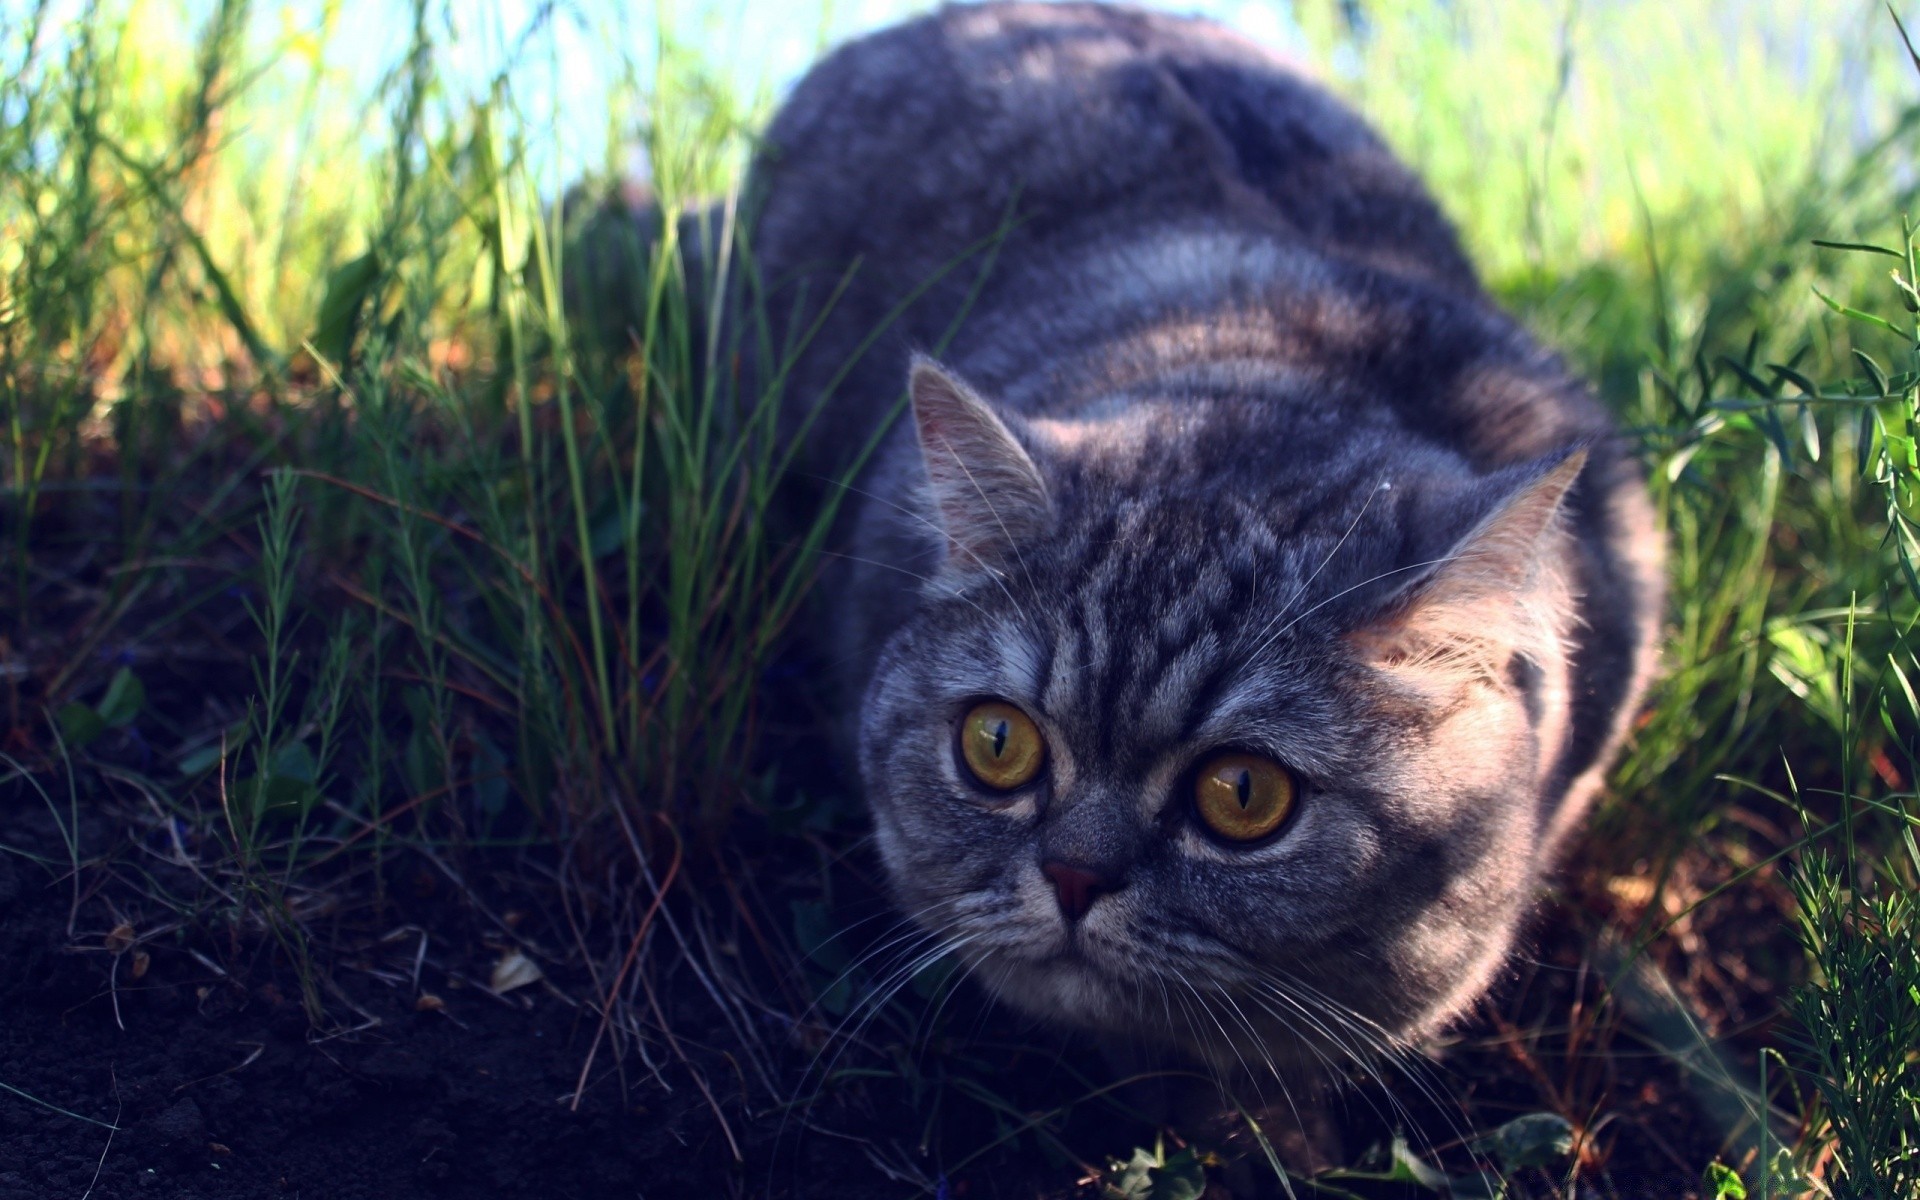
5,1,1308,179
5,0,1886,201
341,1,1309,175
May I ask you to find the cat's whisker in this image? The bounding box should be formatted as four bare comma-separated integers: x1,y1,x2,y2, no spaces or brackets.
1238,988,1349,1087
1250,973,1475,1156
1206,982,1291,1108
1260,967,1428,1071
791,893,973,1050
797,905,918,961
1165,979,1212,1082
921,428,1040,624
1245,552,1466,665
806,473,953,544
801,930,980,1100
861,935,980,1041
1172,974,1268,1109
1147,969,1179,1063
1245,474,1388,651
774,925,936,1148
1244,993,1470,1182
909,937,994,1061
773,928,985,1180
1175,977,1319,1172
964,952,1023,1049
1243,971,1381,1067
816,549,997,622
797,931,936,1073
795,915,944,1028
1241,985,1432,1148
1237,986,1402,1174
1258,983,1411,1093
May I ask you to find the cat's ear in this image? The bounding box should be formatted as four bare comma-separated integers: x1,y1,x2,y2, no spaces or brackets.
910,356,1052,572
1354,449,1586,685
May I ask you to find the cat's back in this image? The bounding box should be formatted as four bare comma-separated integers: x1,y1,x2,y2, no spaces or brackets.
750,1,1479,307
742,3,1663,830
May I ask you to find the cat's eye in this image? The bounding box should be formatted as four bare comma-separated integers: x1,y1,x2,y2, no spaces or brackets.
957,700,1046,791
1193,752,1296,842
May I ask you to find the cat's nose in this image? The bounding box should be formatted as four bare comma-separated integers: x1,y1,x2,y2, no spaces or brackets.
1041,860,1119,922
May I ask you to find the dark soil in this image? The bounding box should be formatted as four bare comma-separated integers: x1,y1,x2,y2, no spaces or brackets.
0,822,758,1199
0,781,1786,1200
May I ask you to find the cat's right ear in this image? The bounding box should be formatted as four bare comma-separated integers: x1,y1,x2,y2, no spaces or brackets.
909,356,1052,574
1350,449,1585,694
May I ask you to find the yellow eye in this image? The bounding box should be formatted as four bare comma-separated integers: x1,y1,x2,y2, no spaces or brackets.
957,701,1046,791
1194,752,1296,842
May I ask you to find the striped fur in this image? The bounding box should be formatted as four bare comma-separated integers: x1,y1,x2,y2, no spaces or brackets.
714,3,1663,1087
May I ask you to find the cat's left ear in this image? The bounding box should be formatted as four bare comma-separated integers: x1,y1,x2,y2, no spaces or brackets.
1353,448,1586,683
909,356,1053,573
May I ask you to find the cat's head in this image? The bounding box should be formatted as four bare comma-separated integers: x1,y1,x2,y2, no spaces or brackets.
857,356,1585,1078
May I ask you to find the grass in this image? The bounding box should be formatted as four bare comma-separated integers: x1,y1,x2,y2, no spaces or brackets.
2,0,1917,1195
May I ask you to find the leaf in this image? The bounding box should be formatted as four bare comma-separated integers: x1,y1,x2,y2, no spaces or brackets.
308,248,383,367
1477,1112,1574,1171
1720,355,1779,400
1105,1148,1158,1200
1103,1145,1206,1200
1798,403,1820,463
1388,1136,1451,1189
1811,285,1905,337
1892,3,1920,80
270,741,317,784
1766,361,1821,398
490,950,543,994
1893,268,1920,314
1448,1170,1507,1199
1663,441,1702,484
239,773,321,819
791,900,852,1016
1811,238,1903,258
177,743,224,776
1769,625,1847,734
1148,1148,1206,1200
56,703,106,748
1703,1161,1748,1199
1852,348,1890,396
790,900,845,969
96,667,145,728
401,686,442,797
469,731,510,818
1756,404,1795,469
178,720,247,776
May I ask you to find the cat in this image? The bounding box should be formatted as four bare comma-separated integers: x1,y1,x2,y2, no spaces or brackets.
605,0,1663,1111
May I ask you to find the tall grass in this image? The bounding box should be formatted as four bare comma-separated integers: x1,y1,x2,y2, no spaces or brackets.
2,0,1916,1192
1773,216,1920,1199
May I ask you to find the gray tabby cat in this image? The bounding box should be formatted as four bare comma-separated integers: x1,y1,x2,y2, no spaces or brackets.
667,2,1663,1089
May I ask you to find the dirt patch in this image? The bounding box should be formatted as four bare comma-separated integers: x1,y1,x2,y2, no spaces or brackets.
0,791,1784,1200
0,813,899,1200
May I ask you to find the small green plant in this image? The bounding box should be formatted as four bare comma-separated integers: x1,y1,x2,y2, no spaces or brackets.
1105,1137,1208,1200
1705,1160,1750,1200
1773,216,1920,1199
54,668,145,749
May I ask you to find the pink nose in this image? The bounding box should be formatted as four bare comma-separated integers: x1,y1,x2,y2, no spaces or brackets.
1042,861,1117,921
